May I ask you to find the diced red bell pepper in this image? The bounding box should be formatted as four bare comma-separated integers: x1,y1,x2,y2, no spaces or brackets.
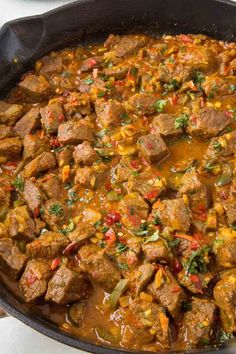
33,207,40,218
104,228,116,247
51,257,61,271
144,189,159,201
105,210,121,225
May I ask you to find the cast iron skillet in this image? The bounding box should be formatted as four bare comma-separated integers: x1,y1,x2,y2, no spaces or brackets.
0,0,236,352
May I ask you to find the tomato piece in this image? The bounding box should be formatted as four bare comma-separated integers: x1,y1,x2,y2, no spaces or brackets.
51,257,61,270
105,211,121,225
104,228,116,247
33,207,40,218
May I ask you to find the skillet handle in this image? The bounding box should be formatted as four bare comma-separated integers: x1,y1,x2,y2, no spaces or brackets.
0,307,7,319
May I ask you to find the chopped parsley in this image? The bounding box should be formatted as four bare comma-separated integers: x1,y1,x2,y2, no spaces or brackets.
96,128,109,139
117,242,128,254
144,230,160,244
184,246,210,275
130,67,138,76
94,220,102,229
97,90,106,98
84,78,94,85
174,113,189,129
60,219,75,235
163,79,180,94
12,176,24,192
131,171,139,177
181,301,192,312
212,140,222,150
153,99,167,113
218,329,234,343
49,203,64,216
118,263,129,271
192,71,205,85
168,238,181,249
134,222,150,237
101,225,109,233
98,240,106,248
67,189,78,207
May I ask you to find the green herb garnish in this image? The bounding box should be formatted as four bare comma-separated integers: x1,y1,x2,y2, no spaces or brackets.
49,203,64,216
12,176,24,192
84,78,95,85
97,90,106,98
153,99,167,113
117,242,128,253
174,113,189,129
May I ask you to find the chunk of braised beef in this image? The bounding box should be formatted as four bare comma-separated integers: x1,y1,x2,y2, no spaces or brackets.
45,266,87,304
41,198,69,230
206,130,236,159
128,93,158,116
73,141,99,165
127,169,166,202
213,228,236,268
151,113,183,138
57,147,73,167
137,133,169,164
142,239,172,264
26,231,69,259
176,297,217,349
95,99,125,128
132,263,155,295
22,179,44,214
79,56,103,72
38,55,63,75
23,151,56,178
58,119,94,145
177,269,214,294
149,198,192,232
213,269,236,333
118,193,149,231
19,74,51,100
22,134,50,160
0,238,26,279
0,178,11,219
177,170,208,213
19,259,52,303
0,124,13,140
0,137,22,161
40,102,65,134
14,107,40,139
158,63,191,84
147,267,186,319
78,244,121,292
121,299,170,348
75,165,108,190
0,101,23,125
68,222,95,243
113,156,141,183
38,174,62,200
63,92,91,116
5,205,36,241
104,34,148,58
187,108,230,139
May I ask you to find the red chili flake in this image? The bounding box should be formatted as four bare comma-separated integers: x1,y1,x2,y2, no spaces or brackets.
172,258,183,274
130,160,140,169
179,34,194,43
63,242,78,255
118,236,127,244
50,137,61,147
105,181,112,191
189,114,198,125
51,257,61,271
194,212,207,221
170,93,178,105
146,142,154,149
105,210,121,225
114,80,125,87
144,190,159,201
87,58,97,68
58,114,65,123
127,253,137,266
104,228,116,246
33,207,40,218
171,285,181,293
190,274,200,283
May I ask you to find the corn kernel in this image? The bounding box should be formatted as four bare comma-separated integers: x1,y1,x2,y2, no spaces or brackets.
140,292,153,303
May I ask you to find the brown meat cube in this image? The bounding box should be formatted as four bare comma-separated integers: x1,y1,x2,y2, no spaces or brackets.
4,205,35,241
113,156,141,183
206,130,236,159
0,125,13,139
0,178,11,219
213,269,236,333
147,268,186,319
132,263,156,295
128,93,158,116
177,170,208,212
40,102,65,134
187,108,230,139
0,238,26,279
68,222,95,243
57,147,73,168
79,56,103,72
213,228,236,268
223,200,236,225
177,298,217,349
19,74,51,99
73,141,98,165
127,169,166,203
178,269,214,295
19,259,51,303
121,299,170,348
38,55,62,75
14,107,40,139
38,174,62,199
78,244,121,292
0,137,22,161
150,198,192,232
23,134,50,160
158,63,191,83
103,64,128,79
0,101,23,125
118,193,149,231
75,165,108,190
137,134,169,163
63,92,91,116
58,120,94,145
26,231,69,259
41,199,69,230
151,113,183,138
142,239,172,263
22,179,43,213
95,99,125,127
23,151,56,178
45,266,87,304
177,46,218,73
104,34,148,58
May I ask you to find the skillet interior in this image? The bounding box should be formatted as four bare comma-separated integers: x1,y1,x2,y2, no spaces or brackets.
0,0,236,352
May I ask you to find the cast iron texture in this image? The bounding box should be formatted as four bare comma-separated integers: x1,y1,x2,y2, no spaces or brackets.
0,0,236,352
